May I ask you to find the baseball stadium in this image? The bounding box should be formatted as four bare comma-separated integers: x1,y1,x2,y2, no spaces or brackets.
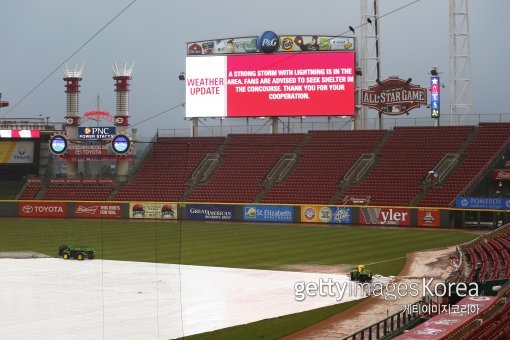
2,2,510,340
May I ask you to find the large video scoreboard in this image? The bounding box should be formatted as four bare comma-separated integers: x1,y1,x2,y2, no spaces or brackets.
185,33,356,118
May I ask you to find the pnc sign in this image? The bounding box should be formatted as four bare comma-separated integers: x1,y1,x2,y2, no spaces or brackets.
78,126,116,140
361,76,427,115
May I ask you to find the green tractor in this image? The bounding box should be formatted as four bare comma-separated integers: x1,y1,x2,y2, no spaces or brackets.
58,244,95,260
350,264,373,282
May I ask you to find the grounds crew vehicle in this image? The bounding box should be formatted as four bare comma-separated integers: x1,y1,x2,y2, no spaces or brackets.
350,264,373,282
58,244,95,260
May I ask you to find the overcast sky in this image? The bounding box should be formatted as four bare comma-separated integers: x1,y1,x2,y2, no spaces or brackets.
0,0,508,138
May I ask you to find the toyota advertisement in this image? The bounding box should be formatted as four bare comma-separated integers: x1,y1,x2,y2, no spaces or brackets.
186,52,355,118
19,202,67,218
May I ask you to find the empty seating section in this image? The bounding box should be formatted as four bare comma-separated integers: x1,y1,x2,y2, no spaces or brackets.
419,123,510,207
343,126,473,206
262,130,385,204
41,184,113,201
18,185,42,200
16,123,510,204
114,137,224,201
461,300,510,340
188,134,304,203
459,228,510,283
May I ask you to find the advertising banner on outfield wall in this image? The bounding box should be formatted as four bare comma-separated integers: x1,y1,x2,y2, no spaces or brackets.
417,208,441,227
301,205,351,224
0,141,34,163
19,201,67,218
129,202,178,219
359,207,411,226
185,204,235,221
73,202,121,219
243,205,293,222
455,196,510,210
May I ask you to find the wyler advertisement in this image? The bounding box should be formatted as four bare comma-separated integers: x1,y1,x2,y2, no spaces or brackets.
186,204,235,221
360,207,411,226
301,205,351,224
74,202,121,219
129,202,177,219
243,205,293,222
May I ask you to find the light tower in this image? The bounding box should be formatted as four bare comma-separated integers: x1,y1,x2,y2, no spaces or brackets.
449,0,473,125
63,63,84,177
359,0,382,130
112,61,134,181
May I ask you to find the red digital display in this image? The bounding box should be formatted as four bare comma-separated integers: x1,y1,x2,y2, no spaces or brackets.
185,52,355,117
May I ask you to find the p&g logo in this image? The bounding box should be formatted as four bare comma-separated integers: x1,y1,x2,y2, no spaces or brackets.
257,31,280,53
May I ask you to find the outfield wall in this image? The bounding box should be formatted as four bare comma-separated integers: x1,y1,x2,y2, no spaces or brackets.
5,200,508,228
1,200,467,227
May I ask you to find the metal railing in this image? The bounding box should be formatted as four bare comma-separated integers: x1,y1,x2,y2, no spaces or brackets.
343,300,426,340
157,113,510,137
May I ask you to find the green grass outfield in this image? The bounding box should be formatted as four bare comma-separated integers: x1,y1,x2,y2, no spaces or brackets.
0,218,475,275
0,218,476,338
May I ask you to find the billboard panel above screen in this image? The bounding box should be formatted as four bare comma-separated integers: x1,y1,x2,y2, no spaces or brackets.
185,52,355,118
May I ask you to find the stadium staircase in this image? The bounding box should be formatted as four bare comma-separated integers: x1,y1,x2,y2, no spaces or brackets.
261,130,386,204
17,181,43,200
180,151,223,202
418,123,510,207
188,133,304,203
254,134,309,202
342,126,474,207
332,130,393,204
114,136,225,202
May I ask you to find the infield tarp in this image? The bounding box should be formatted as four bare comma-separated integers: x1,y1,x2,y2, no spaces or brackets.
0,258,372,339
